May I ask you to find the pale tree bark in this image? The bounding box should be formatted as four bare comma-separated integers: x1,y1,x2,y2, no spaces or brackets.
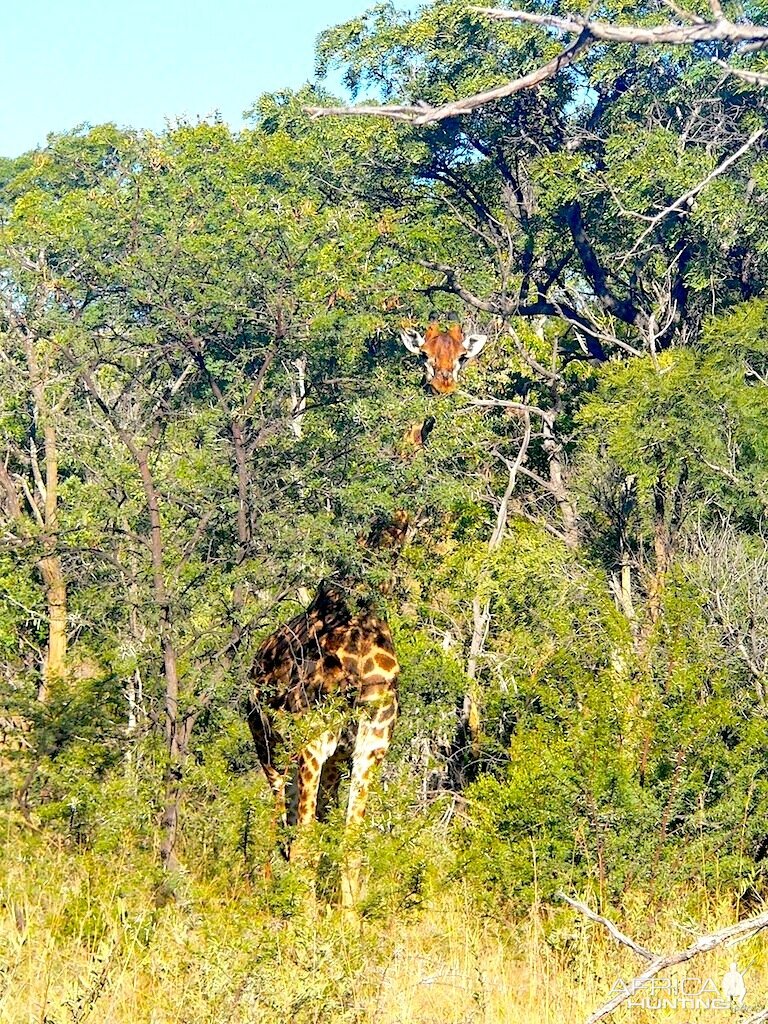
32,397,67,700
452,412,532,787
469,396,580,548
607,475,637,622
0,321,69,701
308,6,768,124
70,357,188,871
541,410,579,550
288,355,308,440
560,890,768,1024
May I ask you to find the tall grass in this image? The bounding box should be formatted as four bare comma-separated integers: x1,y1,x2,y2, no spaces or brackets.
2,823,767,1024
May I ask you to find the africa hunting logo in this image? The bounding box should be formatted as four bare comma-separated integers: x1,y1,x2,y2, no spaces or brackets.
608,963,747,1011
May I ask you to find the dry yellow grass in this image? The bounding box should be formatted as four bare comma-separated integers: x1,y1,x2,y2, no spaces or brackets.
2,824,768,1024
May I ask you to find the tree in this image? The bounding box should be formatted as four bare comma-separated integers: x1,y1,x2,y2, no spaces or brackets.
309,2,768,122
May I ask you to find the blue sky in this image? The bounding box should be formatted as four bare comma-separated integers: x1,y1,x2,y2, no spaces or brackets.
1,0,411,157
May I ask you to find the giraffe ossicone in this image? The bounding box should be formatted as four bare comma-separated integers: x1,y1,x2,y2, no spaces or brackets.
247,581,399,909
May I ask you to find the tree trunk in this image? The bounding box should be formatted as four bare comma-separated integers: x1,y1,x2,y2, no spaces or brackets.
134,448,184,871
71,357,192,873
38,555,67,700
25,332,67,700
542,412,579,548
647,483,673,626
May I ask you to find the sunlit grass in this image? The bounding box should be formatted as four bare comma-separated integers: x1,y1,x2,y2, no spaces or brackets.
2,824,768,1023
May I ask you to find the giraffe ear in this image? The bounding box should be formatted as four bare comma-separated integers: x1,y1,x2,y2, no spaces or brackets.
463,333,488,358
400,328,425,355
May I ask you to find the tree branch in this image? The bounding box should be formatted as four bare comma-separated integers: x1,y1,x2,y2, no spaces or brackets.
471,7,768,45
420,260,609,349
506,323,564,384
462,396,549,419
565,203,639,324
489,413,532,551
567,899,768,1024
715,59,768,86
307,31,592,124
557,892,657,961
309,9,768,126
619,128,765,265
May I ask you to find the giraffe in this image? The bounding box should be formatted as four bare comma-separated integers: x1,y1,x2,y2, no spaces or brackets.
401,415,436,452
247,581,399,908
400,313,486,783
400,312,488,395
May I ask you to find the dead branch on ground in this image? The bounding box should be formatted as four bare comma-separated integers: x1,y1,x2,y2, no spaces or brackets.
559,891,768,1024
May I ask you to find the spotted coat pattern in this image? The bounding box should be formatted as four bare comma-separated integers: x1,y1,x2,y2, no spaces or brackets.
247,582,399,900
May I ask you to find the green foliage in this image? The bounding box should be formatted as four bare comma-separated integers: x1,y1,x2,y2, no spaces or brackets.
2,0,768,937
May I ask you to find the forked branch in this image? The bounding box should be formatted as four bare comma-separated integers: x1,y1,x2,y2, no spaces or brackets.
619,127,765,264
560,891,768,1024
307,31,591,124
557,892,657,961
471,7,768,45
308,8,768,124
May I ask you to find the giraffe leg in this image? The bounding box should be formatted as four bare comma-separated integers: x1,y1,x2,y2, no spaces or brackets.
288,729,341,873
248,703,295,860
296,729,340,827
260,764,292,860
340,707,394,911
263,765,287,821
317,754,344,822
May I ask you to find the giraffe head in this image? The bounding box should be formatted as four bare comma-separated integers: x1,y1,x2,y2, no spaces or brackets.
400,313,488,395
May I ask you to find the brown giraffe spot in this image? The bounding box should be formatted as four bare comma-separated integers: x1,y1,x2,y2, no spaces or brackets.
361,683,387,698
375,653,397,672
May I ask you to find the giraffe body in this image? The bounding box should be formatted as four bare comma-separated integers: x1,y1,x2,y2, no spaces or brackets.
247,582,399,905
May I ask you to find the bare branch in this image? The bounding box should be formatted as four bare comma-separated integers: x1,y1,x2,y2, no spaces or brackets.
419,261,502,313
517,463,554,493
471,7,768,45
557,892,657,961
149,358,198,419
489,413,532,551
18,476,44,528
585,908,768,1023
307,32,592,124
715,59,768,86
307,102,429,123
287,355,308,439
619,128,764,265
462,395,549,419
506,323,564,384
310,8,768,126
419,260,608,347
